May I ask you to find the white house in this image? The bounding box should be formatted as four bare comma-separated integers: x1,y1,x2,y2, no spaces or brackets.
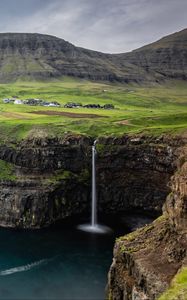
14,99,23,105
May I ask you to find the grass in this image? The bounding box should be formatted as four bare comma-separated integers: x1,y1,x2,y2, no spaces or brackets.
159,267,187,300
0,159,16,180
46,170,74,184
0,77,186,143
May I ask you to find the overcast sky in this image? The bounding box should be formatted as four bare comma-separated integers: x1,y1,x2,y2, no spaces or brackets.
0,0,186,53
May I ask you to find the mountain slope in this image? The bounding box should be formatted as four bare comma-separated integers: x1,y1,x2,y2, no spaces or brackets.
0,33,140,82
117,28,187,80
0,29,186,83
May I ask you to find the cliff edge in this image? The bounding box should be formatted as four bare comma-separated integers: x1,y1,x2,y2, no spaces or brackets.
108,140,187,299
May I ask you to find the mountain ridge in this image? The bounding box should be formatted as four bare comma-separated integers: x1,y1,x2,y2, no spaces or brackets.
0,28,186,83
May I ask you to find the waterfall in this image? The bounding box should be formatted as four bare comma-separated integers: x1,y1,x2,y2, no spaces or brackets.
77,140,111,234
91,140,97,227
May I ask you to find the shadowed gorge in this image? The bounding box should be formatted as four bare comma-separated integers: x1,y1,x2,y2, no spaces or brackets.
0,133,186,300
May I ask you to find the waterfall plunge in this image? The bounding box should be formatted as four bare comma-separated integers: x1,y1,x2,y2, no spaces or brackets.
78,141,111,234
91,140,97,227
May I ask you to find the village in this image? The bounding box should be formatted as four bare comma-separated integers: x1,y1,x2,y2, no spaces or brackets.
2,97,115,109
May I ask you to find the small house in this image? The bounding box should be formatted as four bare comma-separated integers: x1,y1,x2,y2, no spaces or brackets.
14,99,23,105
103,104,115,110
3,98,11,104
48,101,61,107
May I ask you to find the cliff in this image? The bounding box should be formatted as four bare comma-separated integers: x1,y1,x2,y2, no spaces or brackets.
108,139,187,299
0,133,186,298
0,134,182,228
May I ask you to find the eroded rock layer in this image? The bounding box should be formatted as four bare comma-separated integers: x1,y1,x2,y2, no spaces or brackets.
0,134,182,228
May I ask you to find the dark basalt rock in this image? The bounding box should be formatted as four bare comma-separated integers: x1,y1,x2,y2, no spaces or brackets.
0,133,187,299
0,178,89,228
107,139,187,300
0,134,184,229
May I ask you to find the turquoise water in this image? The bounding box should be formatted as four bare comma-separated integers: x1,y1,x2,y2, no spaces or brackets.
0,215,153,300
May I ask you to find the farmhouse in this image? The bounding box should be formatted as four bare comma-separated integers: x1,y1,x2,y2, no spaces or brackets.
64,102,82,108
14,99,23,105
3,98,15,104
2,97,61,107
64,102,115,109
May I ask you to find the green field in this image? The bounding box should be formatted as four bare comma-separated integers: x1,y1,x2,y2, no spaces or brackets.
0,78,187,143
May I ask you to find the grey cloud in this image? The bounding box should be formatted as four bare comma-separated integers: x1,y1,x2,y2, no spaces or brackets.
0,0,186,53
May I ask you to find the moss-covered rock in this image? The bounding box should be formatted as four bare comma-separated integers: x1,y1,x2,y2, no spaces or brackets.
0,159,17,181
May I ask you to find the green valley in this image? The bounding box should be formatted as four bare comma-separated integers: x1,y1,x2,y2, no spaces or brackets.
0,78,186,143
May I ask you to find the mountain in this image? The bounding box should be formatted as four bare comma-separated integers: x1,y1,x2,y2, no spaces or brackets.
117,28,187,81
0,29,186,83
0,33,137,82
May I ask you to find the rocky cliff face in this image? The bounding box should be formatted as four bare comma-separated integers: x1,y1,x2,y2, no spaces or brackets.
0,135,91,228
0,133,186,298
164,144,187,234
108,138,187,300
97,135,179,215
0,134,182,229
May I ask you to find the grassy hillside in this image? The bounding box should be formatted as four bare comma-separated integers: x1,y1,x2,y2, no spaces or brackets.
158,267,187,300
0,78,187,143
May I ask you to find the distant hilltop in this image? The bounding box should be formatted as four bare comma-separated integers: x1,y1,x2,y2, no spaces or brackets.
0,29,186,83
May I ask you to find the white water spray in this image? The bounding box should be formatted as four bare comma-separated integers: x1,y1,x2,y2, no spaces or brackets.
0,259,48,276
